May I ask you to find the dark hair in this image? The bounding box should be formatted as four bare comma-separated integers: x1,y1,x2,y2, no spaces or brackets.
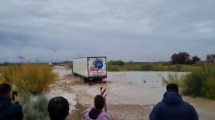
166,83,179,93
0,83,11,95
94,95,105,111
48,96,69,120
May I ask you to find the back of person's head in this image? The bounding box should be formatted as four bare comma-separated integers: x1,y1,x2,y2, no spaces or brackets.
166,83,179,93
94,95,105,111
0,83,11,96
48,96,69,120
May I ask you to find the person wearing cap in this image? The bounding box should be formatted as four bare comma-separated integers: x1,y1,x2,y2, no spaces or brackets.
83,95,111,120
149,83,199,120
0,83,23,120
48,96,70,120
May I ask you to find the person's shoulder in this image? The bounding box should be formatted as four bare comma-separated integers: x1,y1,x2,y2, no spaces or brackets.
9,102,23,114
153,101,164,109
83,107,91,115
98,111,112,120
83,107,92,119
3,102,23,120
182,101,196,110
12,102,22,108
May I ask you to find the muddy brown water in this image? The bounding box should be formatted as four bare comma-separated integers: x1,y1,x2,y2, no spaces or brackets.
107,71,215,120
52,67,215,120
107,71,185,105
107,71,187,87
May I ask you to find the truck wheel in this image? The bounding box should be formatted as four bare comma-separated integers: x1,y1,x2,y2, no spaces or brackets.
97,78,102,82
84,78,89,83
73,74,77,77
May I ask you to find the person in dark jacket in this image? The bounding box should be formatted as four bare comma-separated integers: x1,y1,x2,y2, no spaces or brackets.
48,96,69,120
150,83,199,120
0,83,23,120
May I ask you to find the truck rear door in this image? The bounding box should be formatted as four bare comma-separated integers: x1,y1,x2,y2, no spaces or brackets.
88,57,107,78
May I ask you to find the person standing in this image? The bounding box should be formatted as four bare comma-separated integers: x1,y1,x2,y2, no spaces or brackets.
83,95,111,120
150,83,199,120
0,83,23,120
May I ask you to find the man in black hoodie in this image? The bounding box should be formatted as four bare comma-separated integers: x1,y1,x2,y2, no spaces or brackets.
150,83,199,120
0,83,23,120
48,96,69,120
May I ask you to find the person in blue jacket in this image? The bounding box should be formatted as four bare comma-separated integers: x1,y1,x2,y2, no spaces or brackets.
150,83,199,120
0,83,23,120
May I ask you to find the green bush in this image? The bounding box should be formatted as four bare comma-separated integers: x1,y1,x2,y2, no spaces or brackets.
107,60,125,66
181,65,201,72
107,61,213,72
2,64,57,94
182,70,204,96
20,93,49,120
107,65,121,71
204,77,215,99
154,64,168,71
140,64,154,71
166,65,182,71
123,64,137,71
182,66,215,99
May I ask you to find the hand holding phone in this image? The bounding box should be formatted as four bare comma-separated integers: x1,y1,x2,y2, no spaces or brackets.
12,91,18,101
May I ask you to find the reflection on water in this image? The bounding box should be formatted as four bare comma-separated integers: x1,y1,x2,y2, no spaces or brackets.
108,71,186,88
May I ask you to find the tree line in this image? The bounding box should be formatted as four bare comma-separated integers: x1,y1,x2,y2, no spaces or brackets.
171,52,215,65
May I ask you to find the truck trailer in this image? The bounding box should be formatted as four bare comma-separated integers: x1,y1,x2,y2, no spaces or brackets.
72,57,107,82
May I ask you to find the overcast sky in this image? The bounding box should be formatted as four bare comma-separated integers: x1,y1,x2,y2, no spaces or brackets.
0,0,215,62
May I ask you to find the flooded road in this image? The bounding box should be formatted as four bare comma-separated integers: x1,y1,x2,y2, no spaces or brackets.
107,71,215,120
108,71,186,87
51,67,215,120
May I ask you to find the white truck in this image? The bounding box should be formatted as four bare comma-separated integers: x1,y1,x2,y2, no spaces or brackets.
72,57,107,82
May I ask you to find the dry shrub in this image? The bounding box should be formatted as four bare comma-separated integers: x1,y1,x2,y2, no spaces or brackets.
2,64,57,94
0,66,6,83
0,67,3,74
20,93,49,120
67,108,83,120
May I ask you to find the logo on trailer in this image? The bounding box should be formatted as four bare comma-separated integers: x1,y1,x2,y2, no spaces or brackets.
93,59,104,69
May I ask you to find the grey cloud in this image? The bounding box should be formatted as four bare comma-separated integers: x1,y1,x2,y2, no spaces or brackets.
0,0,215,62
